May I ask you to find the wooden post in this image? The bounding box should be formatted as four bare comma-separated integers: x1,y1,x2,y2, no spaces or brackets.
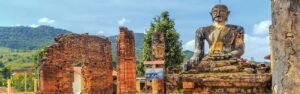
7,79,11,94
34,79,37,93
24,72,27,93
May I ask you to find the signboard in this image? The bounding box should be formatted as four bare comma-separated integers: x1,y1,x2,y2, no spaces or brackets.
145,68,164,80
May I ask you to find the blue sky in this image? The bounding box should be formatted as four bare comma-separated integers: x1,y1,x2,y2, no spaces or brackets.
0,0,271,61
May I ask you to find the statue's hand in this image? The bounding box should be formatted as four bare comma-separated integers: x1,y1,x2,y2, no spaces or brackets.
223,53,232,59
190,55,200,66
210,53,232,60
184,56,200,71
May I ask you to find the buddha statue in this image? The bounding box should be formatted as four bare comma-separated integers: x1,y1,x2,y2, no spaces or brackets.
185,4,245,72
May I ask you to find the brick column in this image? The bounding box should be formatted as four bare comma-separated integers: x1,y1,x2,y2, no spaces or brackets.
151,31,165,94
116,27,136,94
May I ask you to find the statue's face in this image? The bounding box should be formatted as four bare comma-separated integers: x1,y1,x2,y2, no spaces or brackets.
210,5,229,23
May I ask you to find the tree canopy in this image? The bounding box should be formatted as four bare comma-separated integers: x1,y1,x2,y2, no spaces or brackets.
139,11,184,75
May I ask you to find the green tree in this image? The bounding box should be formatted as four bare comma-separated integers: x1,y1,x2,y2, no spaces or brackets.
140,11,184,73
0,62,4,68
136,61,144,77
0,75,7,86
1,67,12,79
32,47,46,70
11,74,35,91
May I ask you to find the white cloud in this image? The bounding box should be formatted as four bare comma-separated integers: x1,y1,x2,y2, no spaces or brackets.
29,24,40,28
183,40,209,53
243,34,270,62
38,17,55,24
183,40,195,51
97,30,104,35
253,20,271,35
11,24,21,27
118,18,130,26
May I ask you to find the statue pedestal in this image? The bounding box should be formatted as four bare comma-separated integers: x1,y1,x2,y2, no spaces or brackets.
182,81,194,94
176,73,271,93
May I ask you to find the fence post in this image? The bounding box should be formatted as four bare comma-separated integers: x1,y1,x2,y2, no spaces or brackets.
7,79,11,94
34,78,37,93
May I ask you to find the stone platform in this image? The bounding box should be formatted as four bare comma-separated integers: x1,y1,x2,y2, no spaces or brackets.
167,73,271,94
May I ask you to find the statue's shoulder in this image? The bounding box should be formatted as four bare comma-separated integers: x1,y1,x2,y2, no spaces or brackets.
196,25,214,33
227,24,244,34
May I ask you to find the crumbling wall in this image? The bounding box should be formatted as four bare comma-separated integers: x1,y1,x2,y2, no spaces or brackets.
39,34,113,94
271,0,300,93
116,27,136,94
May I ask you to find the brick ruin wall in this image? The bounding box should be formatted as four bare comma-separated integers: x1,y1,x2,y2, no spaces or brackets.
116,27,136,94
39,34,113,94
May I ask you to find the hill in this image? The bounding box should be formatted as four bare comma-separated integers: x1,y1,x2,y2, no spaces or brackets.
108,33,144,67
183,50,194,61
0,25,145,69
0,25,72,50
0,47,38,70
0,25,190,69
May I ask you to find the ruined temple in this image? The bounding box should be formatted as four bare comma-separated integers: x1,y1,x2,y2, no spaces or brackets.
116,27,137,94
39,34,113,94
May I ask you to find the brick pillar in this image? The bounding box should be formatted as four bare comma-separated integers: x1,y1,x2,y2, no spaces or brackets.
151,31,165,94
152,79,164,94
117,27,136,94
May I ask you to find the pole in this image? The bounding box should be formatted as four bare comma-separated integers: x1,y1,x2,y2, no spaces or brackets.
36,66,40,92
7,79,11,94
34,79,37,93
25,72,27,93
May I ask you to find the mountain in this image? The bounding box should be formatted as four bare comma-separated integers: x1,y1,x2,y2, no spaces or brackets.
0,25,191,69
108,33,144,58
108,33,144,67
183,50,194,61
0,25,144,69
0,25,72,50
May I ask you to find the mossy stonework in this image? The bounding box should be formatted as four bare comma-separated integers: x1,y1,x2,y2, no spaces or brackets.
271,0,300,93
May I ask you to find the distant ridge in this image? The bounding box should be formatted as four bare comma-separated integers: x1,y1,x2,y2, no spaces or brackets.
0,25,72,50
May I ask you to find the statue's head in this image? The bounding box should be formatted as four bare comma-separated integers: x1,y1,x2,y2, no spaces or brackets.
210,4,230,23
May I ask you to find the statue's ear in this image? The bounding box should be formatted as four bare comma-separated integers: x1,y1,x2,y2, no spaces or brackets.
227,11,231,15
210,12,213,16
